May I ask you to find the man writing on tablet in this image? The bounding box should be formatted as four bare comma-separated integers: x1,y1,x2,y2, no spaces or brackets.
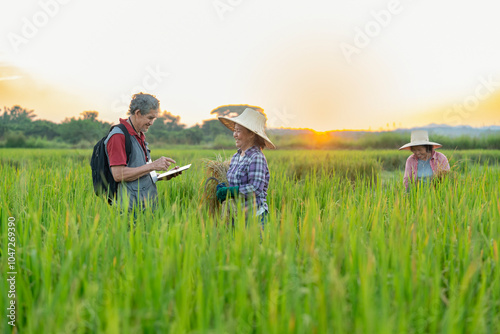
105,93,181,211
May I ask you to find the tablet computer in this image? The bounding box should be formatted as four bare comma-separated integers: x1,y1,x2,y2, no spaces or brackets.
157,164,191,180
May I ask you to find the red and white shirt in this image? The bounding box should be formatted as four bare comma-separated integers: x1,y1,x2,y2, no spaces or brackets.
106,118,148,166
403,150,450,189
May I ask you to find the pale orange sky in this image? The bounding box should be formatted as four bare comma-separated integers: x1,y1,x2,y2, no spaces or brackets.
1,0,500,130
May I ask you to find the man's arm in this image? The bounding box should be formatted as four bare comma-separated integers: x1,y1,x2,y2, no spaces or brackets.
111,156,176,182
107,132,176,182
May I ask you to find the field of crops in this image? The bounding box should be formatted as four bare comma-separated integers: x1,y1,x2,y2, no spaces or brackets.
1,148,499,333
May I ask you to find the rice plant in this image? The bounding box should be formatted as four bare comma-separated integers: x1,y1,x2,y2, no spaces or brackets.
0,148,499,333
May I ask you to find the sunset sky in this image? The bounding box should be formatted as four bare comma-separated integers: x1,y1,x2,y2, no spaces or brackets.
1,0,500,131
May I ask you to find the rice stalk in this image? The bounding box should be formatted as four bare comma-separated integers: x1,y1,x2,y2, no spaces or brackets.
201,154,236,223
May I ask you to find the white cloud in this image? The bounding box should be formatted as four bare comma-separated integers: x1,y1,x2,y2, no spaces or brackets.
0,76,22,81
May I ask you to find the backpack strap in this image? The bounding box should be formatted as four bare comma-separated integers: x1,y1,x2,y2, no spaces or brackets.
116,123,132,163
108,123,132,164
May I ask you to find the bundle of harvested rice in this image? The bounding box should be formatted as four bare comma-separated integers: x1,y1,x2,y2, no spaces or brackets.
431,157,459,187
201,155,237,223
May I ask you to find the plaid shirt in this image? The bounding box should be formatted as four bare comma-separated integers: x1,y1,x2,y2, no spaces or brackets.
403,150,450,189
227,146,270,212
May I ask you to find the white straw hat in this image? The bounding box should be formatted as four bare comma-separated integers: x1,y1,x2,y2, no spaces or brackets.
218,108,276,149
399,130,442,150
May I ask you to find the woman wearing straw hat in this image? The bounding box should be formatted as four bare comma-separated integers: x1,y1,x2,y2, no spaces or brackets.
399,130,450,190
216,107,276,226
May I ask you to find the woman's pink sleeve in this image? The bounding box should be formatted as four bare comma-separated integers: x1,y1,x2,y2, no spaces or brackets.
403,157,412,189
434,152,450,172
440,153,451,171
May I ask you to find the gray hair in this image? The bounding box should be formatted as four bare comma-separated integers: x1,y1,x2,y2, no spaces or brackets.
410,145,433,153
128,93,160,116
254,135,266,150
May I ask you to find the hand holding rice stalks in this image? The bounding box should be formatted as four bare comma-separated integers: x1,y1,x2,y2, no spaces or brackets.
432,159,459,186
201,155,237,224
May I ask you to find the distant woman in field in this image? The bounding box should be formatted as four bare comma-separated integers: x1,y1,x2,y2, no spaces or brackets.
399,130,450,190
216,108,276,227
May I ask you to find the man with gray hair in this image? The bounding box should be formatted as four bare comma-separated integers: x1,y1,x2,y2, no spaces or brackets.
105,93,180,210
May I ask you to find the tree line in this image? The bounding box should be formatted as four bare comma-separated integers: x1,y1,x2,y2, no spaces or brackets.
1,105,499,149
0,105,254,148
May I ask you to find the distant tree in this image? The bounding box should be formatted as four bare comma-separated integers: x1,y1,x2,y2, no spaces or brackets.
0,105,37,138
0,108,8,137
183,126,203,145
30,120,59,140
81,111,99,121
200,119,232,142
210,104,264,118
147,110,186,143
2,105,36,123
159,110,186,131
58,114,111,144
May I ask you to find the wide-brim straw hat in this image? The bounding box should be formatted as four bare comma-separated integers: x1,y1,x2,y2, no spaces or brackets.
218,108,276,149
399,130,442,150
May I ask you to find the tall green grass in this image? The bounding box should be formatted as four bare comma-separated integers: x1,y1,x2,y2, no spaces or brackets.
1,149,499,333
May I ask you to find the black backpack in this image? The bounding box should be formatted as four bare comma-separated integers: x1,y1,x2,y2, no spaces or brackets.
90,124,132,204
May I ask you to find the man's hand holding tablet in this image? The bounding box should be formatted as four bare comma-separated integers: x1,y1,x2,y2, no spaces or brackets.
157,164,192,181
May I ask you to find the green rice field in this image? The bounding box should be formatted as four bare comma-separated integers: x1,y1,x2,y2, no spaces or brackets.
1,148,499,333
